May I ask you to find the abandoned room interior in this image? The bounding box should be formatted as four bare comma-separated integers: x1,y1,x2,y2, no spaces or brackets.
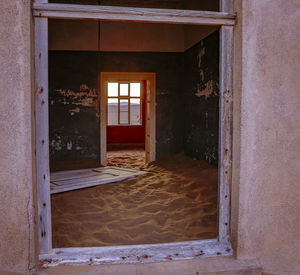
47,0,223,249
49,24,223,250
2,0,300,274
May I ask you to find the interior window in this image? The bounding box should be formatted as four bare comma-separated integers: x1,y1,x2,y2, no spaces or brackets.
107,81,142,125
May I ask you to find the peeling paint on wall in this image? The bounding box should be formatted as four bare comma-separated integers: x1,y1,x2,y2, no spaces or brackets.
195,79,219,99
49,52,100,162
49,36,218,164
52,86,97,107
49,51,183,163
183,31,219,166
49,84,99,161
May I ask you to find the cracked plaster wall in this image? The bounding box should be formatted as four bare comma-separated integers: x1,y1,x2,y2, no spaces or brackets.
231,0,300,274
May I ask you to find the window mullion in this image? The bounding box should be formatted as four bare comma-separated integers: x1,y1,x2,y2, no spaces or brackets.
118,82,120,124
128,83,131,125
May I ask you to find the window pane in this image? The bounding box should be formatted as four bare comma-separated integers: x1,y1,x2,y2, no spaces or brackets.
120,83,129,96
130,83,141,97
108,98,118,125
120,99,128,124
130,98,141,125
108,82,118,97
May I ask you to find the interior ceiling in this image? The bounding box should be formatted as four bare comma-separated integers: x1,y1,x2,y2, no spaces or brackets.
48,0,219,52
49,0,219,11
49,19,219,52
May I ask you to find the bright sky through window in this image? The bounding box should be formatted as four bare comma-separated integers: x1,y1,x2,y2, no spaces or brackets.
107,82,141,125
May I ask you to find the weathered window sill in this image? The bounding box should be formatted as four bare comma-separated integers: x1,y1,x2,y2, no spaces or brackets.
39,239,232,267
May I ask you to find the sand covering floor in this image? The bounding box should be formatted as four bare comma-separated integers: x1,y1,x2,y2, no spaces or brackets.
51,153,218,248
106,148,146,169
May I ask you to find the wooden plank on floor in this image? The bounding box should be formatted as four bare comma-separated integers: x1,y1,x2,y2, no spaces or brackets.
93,166,144,176
51,166,142,182
50,167,145,194
50,169,100,182
52,173,116,186
51,173,144,194
93,166,142,173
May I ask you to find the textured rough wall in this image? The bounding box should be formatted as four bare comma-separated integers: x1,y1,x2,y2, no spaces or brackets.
0,1,36,274
49,51,183,161
232,0,300,274
183,31,219,166
49,51,100,162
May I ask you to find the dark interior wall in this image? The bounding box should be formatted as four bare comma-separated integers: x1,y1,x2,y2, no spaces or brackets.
49,51,183,162
49,52,100,162
183,31,219,166
49,30,219,164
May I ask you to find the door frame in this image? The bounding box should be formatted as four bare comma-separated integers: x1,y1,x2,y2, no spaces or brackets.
100,72,156,165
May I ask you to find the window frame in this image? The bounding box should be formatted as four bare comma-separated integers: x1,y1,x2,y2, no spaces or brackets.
107,81,143,126
33,0,235,267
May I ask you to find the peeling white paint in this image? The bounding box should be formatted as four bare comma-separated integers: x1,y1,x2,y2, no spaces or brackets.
197,43,205,82
67,141,72,150
197,42,205,69
69,107,80,115
55,86,97,107
195,80,215,98
50,138,62,151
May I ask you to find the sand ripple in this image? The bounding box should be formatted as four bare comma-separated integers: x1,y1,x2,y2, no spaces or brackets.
51,153,218,247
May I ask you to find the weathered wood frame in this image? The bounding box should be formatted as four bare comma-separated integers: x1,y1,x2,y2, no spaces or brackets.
33,3,235,25
33,0,235,266
100,72,156,165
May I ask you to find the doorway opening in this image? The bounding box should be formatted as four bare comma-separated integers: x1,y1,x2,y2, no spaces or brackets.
106,80,146,170
100,73,156,173
49,72,155,194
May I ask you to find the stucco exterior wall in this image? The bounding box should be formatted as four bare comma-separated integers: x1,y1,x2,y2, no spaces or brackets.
0,1,37,274
0,0,299,274
232,0,300,274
